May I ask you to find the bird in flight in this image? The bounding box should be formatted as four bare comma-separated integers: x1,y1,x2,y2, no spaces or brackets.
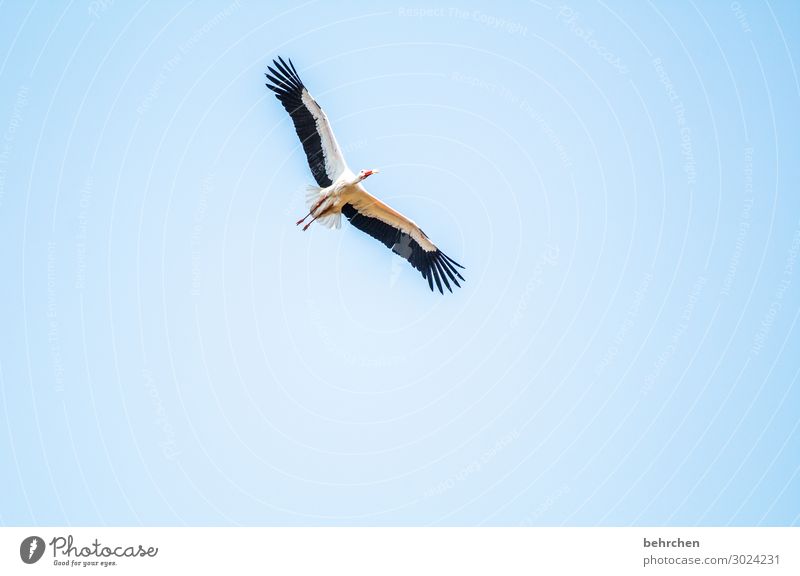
265,57,465,294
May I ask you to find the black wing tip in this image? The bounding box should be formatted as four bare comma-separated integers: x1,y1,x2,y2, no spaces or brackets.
265,56,304,93
272,55,293,70
421,250,464,294
441,252,465,269
274,56,303,85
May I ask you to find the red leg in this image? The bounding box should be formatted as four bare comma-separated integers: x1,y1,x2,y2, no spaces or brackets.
302,215,319,232
296,196,326,226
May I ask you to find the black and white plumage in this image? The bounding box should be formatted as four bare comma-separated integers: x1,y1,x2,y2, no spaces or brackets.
265,56,464,293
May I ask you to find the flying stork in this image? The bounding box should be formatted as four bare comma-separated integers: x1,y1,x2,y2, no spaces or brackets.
265,57,465,294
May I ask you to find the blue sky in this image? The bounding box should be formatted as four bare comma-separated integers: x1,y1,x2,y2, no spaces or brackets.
0,0,799,526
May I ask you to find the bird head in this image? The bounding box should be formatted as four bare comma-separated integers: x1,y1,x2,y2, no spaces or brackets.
358,169,379,181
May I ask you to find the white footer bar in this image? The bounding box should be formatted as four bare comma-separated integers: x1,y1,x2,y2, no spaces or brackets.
2,528,797,575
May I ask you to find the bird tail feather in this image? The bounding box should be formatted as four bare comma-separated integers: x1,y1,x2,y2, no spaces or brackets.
305,185,323,210
305,185,341,229
317,213,342,229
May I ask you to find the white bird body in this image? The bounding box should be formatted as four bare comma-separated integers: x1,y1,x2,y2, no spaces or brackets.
265,57,463,293
302,168,358,230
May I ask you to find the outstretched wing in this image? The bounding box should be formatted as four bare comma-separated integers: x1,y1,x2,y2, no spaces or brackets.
265,56,348,187
341,188,465,294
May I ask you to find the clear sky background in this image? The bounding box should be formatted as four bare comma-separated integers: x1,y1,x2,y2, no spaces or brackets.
0,0,798,526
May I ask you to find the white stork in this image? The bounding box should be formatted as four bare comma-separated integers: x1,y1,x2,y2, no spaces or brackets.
265,56,465,294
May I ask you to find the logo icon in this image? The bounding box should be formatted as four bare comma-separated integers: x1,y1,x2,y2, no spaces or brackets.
20,536,45,564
